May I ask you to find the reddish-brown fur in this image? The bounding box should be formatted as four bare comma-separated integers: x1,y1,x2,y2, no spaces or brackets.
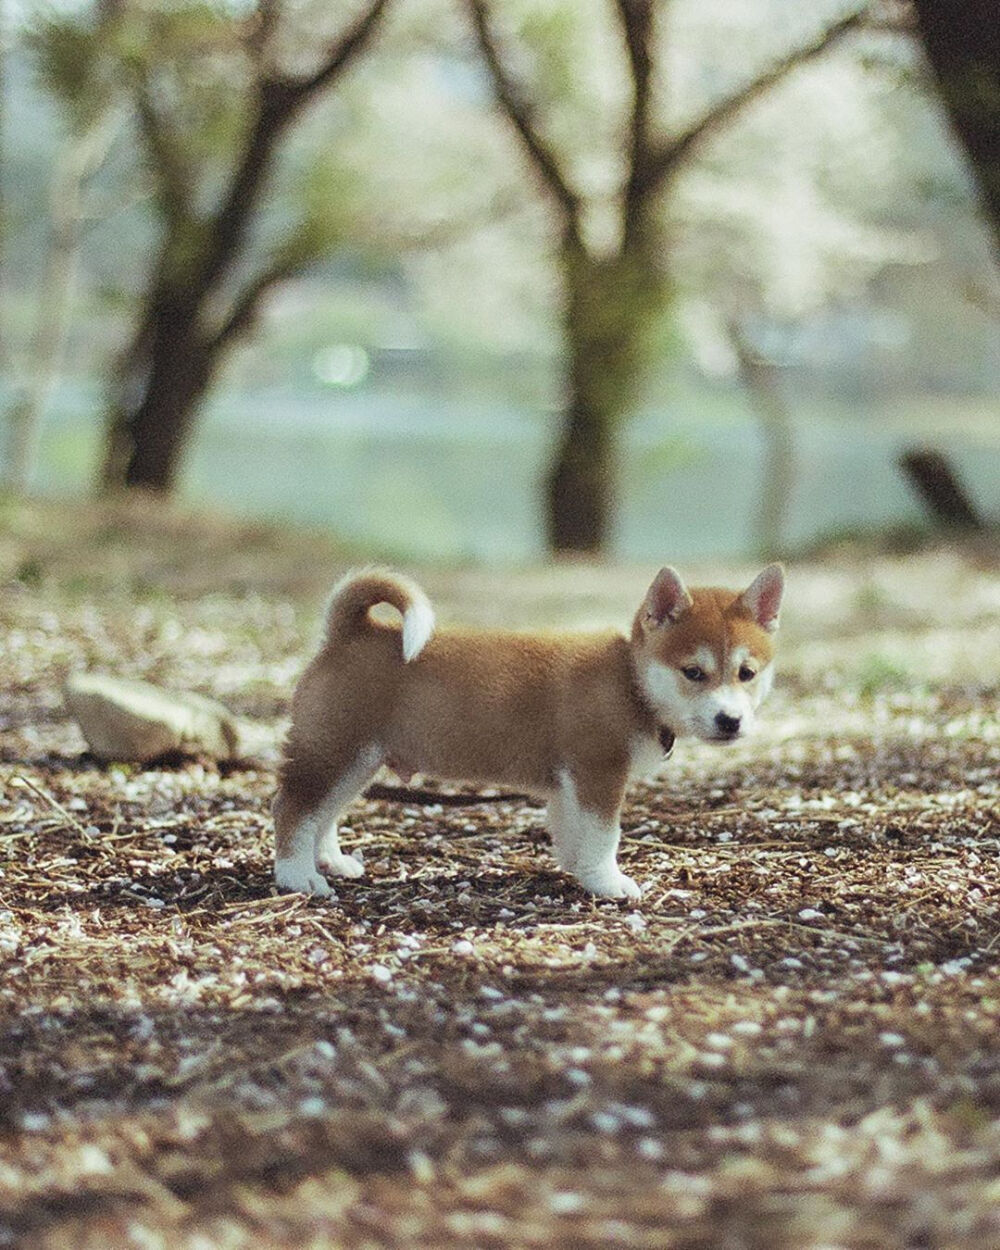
634,586,778,671
275,622,655,856
274,564,783,897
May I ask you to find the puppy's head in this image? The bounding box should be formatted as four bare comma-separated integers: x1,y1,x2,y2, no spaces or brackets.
631,564,784,743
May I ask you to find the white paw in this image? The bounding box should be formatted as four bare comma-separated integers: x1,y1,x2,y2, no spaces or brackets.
317,850,365,879
550,845,577,873
616,873,643,901
274,861,334,897
576,868,642,900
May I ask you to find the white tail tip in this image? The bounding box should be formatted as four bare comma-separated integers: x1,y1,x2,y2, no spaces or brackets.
402,598,435,662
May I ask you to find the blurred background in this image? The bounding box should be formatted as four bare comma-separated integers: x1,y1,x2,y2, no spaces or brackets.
0,0,997,565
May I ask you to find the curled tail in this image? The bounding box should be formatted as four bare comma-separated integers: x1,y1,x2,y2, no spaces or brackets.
324,567,435,662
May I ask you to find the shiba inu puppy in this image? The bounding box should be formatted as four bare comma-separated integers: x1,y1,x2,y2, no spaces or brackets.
274,563,784,900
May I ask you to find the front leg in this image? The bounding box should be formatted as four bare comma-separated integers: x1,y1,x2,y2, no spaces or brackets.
547,764,639,899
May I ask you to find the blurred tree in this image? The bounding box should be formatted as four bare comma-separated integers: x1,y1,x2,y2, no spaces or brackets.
31,0,392,493
103,0,393,492
911,0,1000,261
668,43,931,555
902,0,998,529
466,0,868,552
0,0,6,374
728,324,797,558
3,0,122,494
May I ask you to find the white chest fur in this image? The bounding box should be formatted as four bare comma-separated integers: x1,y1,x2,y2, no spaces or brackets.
629,731,667,780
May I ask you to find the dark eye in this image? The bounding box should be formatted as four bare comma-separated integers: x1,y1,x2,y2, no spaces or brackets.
681,665,706,682
739,664,757,682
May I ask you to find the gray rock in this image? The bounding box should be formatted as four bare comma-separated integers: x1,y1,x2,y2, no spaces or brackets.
64,673,243,762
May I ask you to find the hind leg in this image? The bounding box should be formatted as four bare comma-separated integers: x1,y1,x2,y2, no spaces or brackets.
274,744,382,896
314,745,384,877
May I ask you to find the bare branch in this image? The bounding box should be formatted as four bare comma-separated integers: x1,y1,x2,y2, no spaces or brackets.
464,0,582,245
367,185,533,256
197,1,393,302
132,72,194,226
614,0,655,247
860,1,916,35
643,7,870,195
245,0,283,63
285,0,393,103
964,279,1000,320
209,255,300,353
241,0,285,88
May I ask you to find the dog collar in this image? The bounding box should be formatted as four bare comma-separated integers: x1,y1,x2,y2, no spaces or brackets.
629,665,677,759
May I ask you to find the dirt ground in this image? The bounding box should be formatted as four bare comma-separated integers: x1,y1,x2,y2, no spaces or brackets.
1,500,998,1250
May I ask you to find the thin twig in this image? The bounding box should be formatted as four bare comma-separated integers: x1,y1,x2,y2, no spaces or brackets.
5,774,95,840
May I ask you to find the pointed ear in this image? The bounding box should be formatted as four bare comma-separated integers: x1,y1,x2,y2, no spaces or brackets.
642,567,693,627
738,563,785,633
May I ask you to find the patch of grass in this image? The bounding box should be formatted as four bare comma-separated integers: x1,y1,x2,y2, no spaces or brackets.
13,556,44,587
794,520,938,560
857,652,914,700
853,582,890,619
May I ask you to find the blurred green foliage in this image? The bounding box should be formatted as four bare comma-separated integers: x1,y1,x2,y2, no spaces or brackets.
2,0,998,558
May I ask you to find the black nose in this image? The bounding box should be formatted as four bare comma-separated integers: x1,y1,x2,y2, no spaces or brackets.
715,712,741,737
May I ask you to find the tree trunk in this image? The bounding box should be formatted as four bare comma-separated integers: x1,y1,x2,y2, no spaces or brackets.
5,181,82,494
4,116,115,493
121,371,212,492
93,3,391,499
546,247,662,553
546,396,616,553
101,294,215,492
911,0,1000,258
729,322,796,557
899,447,985,530
0,0,6,376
